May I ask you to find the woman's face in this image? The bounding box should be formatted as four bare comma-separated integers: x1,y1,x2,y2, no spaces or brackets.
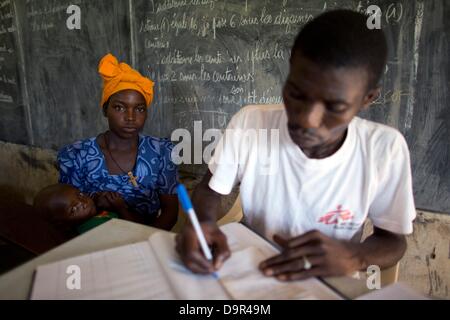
105,89,148,139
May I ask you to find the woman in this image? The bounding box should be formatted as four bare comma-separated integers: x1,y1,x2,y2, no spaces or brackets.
58,53,178,230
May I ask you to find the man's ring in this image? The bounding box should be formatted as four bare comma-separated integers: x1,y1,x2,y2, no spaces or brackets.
303,256,312,270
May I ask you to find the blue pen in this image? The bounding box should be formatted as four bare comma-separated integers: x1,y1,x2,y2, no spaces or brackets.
177,184,219,278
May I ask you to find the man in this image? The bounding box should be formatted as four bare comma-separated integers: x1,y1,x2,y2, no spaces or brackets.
176,9,416,281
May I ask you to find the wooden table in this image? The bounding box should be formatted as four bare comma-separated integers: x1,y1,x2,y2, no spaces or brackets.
0,219,370,300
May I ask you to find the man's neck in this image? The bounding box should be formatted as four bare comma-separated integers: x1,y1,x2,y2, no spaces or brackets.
300,130,347,159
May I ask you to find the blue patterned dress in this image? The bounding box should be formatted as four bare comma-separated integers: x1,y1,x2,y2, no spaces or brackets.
57,135,178,219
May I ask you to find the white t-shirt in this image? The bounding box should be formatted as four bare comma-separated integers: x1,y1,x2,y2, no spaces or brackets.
208,104,416,241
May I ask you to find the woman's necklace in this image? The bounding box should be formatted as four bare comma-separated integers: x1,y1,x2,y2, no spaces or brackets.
104,132,139,188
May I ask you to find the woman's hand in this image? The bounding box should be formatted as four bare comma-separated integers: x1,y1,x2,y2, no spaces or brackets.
259,230,364,281
151,194,179,231
93,191,128,214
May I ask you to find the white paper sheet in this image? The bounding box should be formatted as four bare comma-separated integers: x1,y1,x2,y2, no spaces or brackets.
149,232,229,299
31,242,175,300
217,247,313,299
30,223,344,300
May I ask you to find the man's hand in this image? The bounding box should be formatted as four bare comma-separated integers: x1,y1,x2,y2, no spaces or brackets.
176,222,231,274
259,230,364,281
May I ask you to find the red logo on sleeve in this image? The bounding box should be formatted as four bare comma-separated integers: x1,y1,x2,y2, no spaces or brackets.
318,205,354,225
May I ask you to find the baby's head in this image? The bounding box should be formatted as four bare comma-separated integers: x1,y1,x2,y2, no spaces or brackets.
34,184,97,225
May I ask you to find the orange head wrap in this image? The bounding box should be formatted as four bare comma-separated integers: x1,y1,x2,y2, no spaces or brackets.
98,53,154,107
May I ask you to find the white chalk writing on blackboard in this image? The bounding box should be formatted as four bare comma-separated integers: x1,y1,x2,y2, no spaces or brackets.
0,0,19,106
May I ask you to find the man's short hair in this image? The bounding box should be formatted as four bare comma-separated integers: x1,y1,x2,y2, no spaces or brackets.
292,9,388,90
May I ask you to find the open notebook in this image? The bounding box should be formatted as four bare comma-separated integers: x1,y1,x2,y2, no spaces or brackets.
30,223,343,300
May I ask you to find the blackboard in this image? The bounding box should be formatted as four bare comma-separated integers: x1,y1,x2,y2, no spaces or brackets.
17,0,130,149
0,0,28,144
0,0,449,213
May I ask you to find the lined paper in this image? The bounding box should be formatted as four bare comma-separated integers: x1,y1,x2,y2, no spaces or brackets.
31,242,174,300
149,232,229,299
31,223,343,300
218,247,315,299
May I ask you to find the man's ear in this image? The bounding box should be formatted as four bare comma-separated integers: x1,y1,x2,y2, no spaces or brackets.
361,87,381,111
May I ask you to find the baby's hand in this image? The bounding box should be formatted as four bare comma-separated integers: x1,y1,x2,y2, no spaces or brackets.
92,192,111,210
104,192,128,212
93,192,127,212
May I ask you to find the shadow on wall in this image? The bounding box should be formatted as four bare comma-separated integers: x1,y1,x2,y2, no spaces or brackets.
0,141,59,205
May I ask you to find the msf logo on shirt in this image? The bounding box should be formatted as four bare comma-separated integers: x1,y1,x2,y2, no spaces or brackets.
318,205,355,229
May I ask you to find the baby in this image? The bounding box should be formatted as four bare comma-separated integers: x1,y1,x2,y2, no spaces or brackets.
34,184,118,234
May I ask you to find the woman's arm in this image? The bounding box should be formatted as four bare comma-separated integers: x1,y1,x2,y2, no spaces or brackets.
151,139,180,231
93,191,148,224
57,145,84,187
152,194,179,231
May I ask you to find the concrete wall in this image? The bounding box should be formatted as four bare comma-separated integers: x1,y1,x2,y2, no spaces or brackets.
400,211,450,298
0,140,448,299
0,141,58,204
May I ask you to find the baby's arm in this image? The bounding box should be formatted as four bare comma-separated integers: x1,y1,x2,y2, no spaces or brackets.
93,192,147,224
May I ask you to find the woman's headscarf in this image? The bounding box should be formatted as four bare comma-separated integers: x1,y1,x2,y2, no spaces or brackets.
98,53,154,107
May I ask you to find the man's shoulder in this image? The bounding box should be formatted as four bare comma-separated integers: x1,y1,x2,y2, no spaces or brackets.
230,104,285,129
353,117,408,154
237,104,285,117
